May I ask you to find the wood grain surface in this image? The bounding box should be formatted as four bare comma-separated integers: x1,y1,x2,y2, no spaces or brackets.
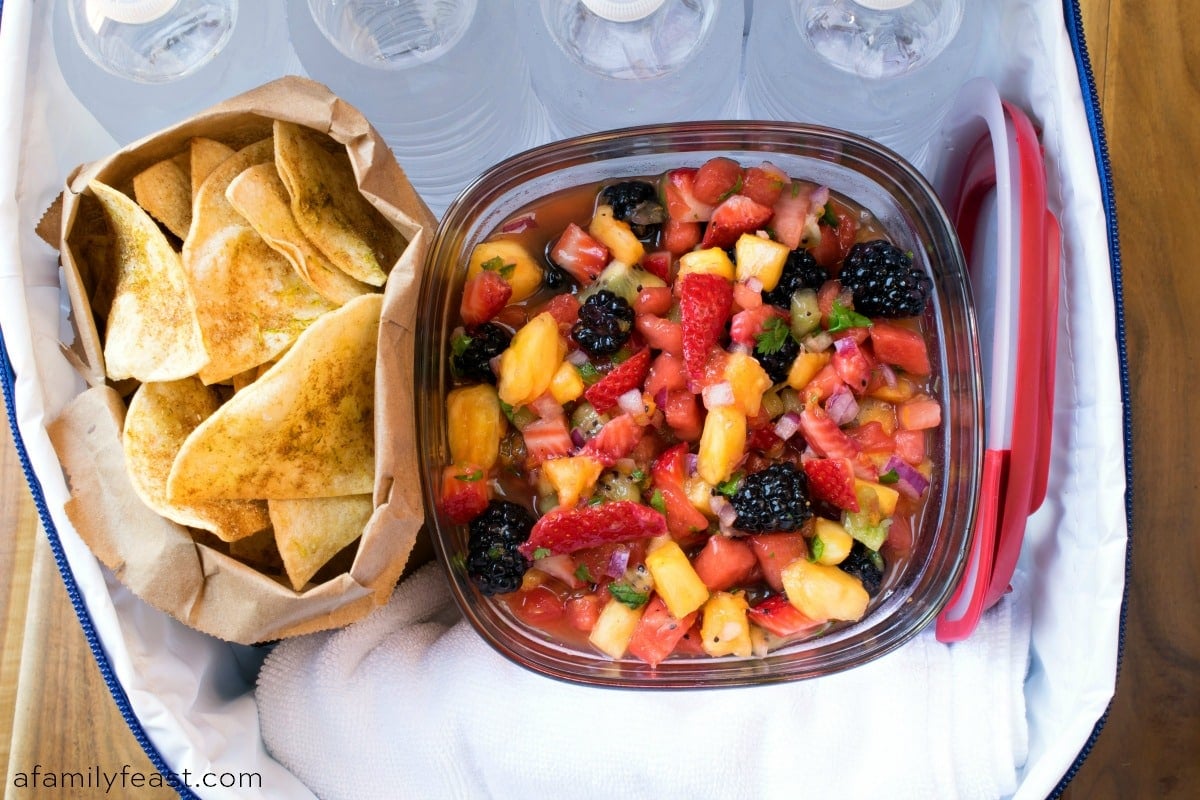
1,1,1196,798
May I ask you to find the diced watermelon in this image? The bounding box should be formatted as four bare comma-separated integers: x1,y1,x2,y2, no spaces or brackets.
651,443,711,537
663,389,704,441
801,364,844,402
700,195,774,249
810,206,859,271
741,165,787,208
566,593,604,632
628,595,698,667
870,320,932,375
832,336,874,394
692,157,745,205
519,500,668,557
771,185,816,250
692,535,759,591
459,268,512,328
893,428,926,465
539,292,581,330
747,532,809,593
747,595,823,638
799,405,861,459
510,586,566,625
645,351,689,398
897,396,942,430
635,313,684,354
663,219,702,256
642,250,674,282
634,285,674,316
847,420,896,455
729,305,788,348
661,168,715,222
550,222,610,286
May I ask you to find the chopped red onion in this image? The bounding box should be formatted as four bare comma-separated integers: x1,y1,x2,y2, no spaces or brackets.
885,455,930,499
825,386,859,426
728,342,752,356
488,354,502,373
566,349,589,366
812,186,831,208
702,380,735,409
710,494,738,532
534,553,583,589
570,427,586,448
878,362,898,388
617,389,644,416
615,457,637,473
804,331,833,352
605,546,631,579
685,453,699,476
833,335,858,356
654,387,668,408
774,411,802,441
531,393,563,420
746,276,763,293
500,212,538,234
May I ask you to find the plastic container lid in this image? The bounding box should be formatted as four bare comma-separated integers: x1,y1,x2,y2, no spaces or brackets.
581,0,668,22
856,0,916,9
85,0,179,27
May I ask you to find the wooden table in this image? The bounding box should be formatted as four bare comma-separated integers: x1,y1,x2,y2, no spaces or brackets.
3,2,1197,797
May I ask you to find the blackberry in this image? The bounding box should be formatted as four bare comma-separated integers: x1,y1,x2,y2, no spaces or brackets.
451,323,510,384
466,501,534,595
761,248,829,308
572,290,634,357
839,240,932,317
730,463,813,532
755,332,801,384
601,181,664,239
838,541,885,596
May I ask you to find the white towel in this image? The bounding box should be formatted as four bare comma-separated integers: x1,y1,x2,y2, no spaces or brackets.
256,563,1030,800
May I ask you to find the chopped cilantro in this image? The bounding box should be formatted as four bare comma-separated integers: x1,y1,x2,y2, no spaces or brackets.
610,347,632,365
451,332,473,358
791,182,802,198
878,469,900,484
576,362,602,385
717,175,744,202
716,472,743,497
608,581,650,610
809,535,825,563
629,468,647,483
589,494,604,506
499,400,515,422
455,469,484,482
532,547,552,560
821,202,840,228
575,563,595,583
755,316,792,355
480,256,516,279
826,300,873,334
649,489,667,514
451,552,467,571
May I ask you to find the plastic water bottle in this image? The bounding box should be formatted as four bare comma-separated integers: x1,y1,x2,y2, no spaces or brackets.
743,0,982,172
288,0,550,216
52,0,295,144
517,0,744,140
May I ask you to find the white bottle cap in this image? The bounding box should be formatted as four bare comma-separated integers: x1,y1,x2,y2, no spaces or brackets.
581,0,669,23
86,0,180,27
855,0,917,10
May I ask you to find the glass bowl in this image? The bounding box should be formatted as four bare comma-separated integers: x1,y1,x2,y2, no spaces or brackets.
415,122,982,688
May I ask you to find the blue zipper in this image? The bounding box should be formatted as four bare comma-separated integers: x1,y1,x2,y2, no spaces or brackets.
1047,0,1132,797
0,328,203,799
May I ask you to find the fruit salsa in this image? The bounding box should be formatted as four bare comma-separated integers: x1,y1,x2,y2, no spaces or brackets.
439,157,940,665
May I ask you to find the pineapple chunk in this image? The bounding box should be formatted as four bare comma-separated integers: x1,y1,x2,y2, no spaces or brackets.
645,540,710,618
497,312,566,407
786,351,831,390
589,205,644,266
697,405,747,485
588,597,645,659
677,247,736,281
467,240,543,302
542,455,604,509
734,233,790,291
446,384,505,469
868,375,917,403
781,558,870,622
811,517,854,565
700,591,753,657
549,361,585,404
684,475,717,516
855,479,900,517
724,352,772,416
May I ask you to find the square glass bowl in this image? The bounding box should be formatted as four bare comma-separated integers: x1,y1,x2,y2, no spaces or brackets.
415,122,982,688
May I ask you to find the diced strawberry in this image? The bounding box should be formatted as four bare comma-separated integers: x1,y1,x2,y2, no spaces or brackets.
799,404,861,459
581,413,644,466
438,464,490,523
893,428,926,465
771,185,816,249
810,206,859,271
801,364,844,402
832,337,874,394
651,443,710,537
746,424,782,455
700,195,774,249
870,320,932,375
459,269,512,328
692,535,759,591
729,304,788,348
583,348,652,413
518,500,667,557
645,352,689,398
634,285,674,316
662,389,704,441
661,168,715,222
741,165,787,208
635,313,683,354
566,593,604,633
642,250,674,282
692,157,745,205
897,396,942,430
628,595,698,667
747,595,823,638
521,416,573,465
678,272,733,380
529,391,566,421
539,292,581,330
747,532,809,592
662,220,702,256
848,420,896,455
803,457,860,511
550,222,610,285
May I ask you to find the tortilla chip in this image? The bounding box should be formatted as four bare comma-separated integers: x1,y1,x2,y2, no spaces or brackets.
226,163,373,305
183,138,274,257
89,180,208,382
132,159,192,239
190,137,236,199
270,494,373,591
188,225,335,385
167,293,382,502
273,121,406,286
123,378,270,541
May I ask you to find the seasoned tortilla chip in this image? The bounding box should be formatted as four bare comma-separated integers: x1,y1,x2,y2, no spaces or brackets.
273,120,406,286
270,494,373,591
123,378,270,541
183,138,274,257
190,137,236,199
189,225,335,385
90,180,208,382
226,163,373,305
132,158,192,239
167,293,382,502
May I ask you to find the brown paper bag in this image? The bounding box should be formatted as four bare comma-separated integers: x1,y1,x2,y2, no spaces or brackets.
44,76,440,644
